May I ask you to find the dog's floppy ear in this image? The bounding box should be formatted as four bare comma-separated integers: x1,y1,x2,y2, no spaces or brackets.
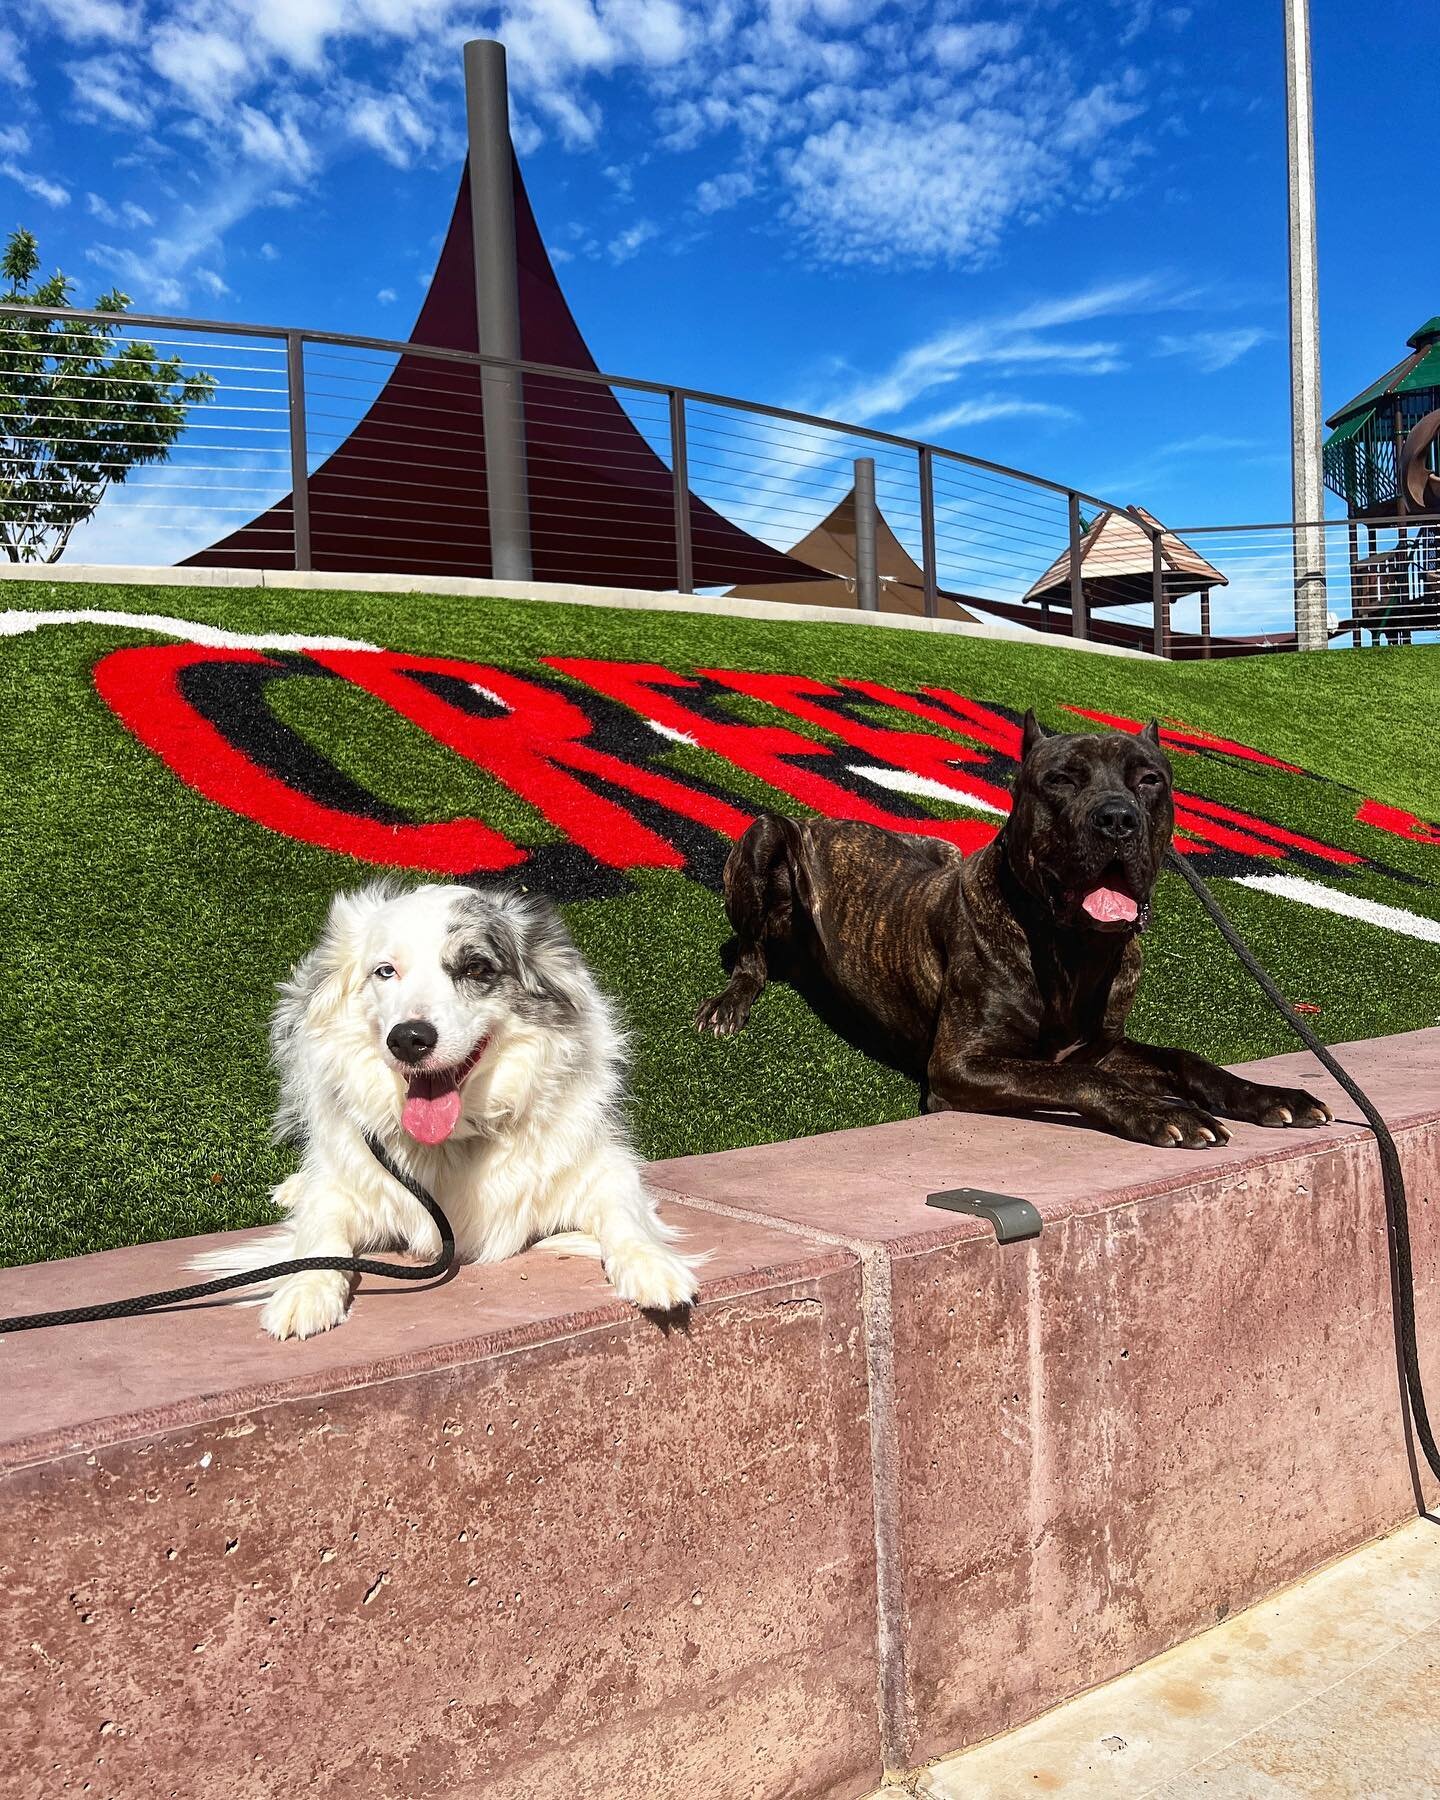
504,891,588,1024
1021,709,1050,758
1139,720,1162,748
272,883,390,1055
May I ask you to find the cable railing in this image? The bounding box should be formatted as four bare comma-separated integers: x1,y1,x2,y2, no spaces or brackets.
2,301,1435,656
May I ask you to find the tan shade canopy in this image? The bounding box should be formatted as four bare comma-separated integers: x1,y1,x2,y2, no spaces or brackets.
1022,505,1228,610
726,486,980,621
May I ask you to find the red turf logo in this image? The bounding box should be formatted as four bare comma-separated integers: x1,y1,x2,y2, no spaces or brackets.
92,642,1433,903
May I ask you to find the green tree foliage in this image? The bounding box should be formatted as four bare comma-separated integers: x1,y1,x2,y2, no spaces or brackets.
0,228,216,562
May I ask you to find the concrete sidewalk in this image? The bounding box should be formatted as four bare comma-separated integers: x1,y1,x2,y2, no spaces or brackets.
885,1518,1440,1798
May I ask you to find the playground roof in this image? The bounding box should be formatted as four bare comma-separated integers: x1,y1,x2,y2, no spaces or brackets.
1326,318,1440,430
1021,505,1227,610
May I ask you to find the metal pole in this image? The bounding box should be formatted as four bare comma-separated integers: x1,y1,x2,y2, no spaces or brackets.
464,38,532,581
1200,587,1212,659
1284,0,1327,648
918,445,938,618
854,457,879,611
1067,492,1088,639
669,390,693,594
1151,525,1167,657
285,331,311,572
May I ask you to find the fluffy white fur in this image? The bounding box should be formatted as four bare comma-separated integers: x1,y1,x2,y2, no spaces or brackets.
192,880,698,1340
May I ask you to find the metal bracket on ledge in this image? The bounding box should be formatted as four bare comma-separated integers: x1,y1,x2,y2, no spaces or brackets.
926,1187,1043,1243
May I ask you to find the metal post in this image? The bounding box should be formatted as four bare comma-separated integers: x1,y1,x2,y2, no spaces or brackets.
1284,0,1327,648
854,456,879,612
285,331,311,572
464,39,532,581
1151,525,1167,658
669,390,693,594
1200,587,1212,659
918,445,938,618
1348,518,1361,647
1067,492,1088,639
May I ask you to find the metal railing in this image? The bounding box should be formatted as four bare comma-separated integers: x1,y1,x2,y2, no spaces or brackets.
2,301,1434,657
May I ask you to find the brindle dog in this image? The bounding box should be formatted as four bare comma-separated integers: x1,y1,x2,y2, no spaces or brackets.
695,712,1332,1148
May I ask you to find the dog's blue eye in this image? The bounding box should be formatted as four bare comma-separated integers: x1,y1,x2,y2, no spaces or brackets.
373,963,397,981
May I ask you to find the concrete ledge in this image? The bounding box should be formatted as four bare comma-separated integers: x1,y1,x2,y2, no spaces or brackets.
5,1031,1437,1795
649,1028,1440,1771
0,563,1154,657
2,1206,880,1800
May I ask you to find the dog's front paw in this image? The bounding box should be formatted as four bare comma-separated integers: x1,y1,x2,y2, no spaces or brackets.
260,1271,352,1341
695,987,751,1038
1230,1084,1334,1129
1121,1101,1231,1150
606,1240,699,1313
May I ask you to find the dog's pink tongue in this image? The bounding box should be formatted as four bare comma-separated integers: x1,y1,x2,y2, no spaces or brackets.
1082,884,1139,924
402,1080,462,1145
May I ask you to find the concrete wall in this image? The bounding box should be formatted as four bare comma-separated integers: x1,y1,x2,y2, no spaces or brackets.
5,1031,1438,1797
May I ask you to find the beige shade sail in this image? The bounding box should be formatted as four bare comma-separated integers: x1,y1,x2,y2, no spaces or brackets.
1022,505,1228,610
726,486,980,621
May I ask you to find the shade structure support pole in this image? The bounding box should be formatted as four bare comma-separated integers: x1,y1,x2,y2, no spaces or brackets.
1068,492,1088,639
464,39,533,581
1200,586,1212,659
669,390,694,594
285,331,311,572
1151,525,1168,658
855,456,880,612
1284,0,1327,648
918,445,938,618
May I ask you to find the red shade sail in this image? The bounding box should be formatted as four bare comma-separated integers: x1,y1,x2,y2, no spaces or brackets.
187,161,824,591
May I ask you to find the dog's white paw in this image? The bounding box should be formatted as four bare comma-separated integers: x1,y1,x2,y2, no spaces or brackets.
606,1240,698,1313
260,1271,351,1341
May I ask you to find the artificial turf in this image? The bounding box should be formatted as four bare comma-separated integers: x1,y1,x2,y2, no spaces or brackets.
3,578,1439,1268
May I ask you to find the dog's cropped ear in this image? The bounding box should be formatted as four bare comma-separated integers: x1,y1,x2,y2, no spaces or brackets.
1139,720,1162,748
1021,709,1050,759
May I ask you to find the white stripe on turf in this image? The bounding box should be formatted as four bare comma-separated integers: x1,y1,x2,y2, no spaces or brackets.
1232,873,1440,944
0,607,376,652
847,764,1007,813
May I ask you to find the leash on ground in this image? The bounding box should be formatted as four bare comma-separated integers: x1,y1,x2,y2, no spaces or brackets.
0,1133,456,1335
1167,846,1440,1489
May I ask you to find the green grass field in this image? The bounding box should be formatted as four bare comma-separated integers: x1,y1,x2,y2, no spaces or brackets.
3,578,1439,1269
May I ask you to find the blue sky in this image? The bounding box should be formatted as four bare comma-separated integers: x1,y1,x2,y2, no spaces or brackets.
2,0,1436,566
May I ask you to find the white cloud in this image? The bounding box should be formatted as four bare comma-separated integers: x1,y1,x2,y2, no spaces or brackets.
259,241,279,260
194,266,231,297
376,285,397,303
898,396,1079,439
235,104,316,174
1156,327,1270,372
1,163,71,208
67,53,153,127
0,126,29,156
0,26,29,87
608,218,658,262
35,0,140,44
87,192,155,228
695,168,756,214
930,21,1023,71
348,92,433,167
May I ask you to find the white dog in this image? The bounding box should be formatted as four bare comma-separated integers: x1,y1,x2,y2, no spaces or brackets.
195,880,698,1340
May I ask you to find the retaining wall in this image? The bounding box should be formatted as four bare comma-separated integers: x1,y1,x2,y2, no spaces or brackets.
5,1030,1438,1797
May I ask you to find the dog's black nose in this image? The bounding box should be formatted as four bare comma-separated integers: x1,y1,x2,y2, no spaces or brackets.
387,1019,438,1064
1093,798,1141,842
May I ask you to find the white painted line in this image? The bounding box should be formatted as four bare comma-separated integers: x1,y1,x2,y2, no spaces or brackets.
848,763,1007,814
1232,873,1440,944
0,607,376,653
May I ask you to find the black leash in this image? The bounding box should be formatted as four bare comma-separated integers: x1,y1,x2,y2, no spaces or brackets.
1168,847,1440,1488
0,1133,455,1335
